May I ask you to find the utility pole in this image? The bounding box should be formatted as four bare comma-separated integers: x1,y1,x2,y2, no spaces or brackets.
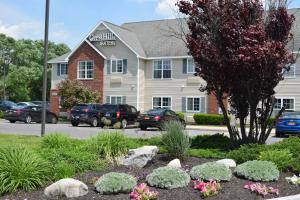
41,0,50,137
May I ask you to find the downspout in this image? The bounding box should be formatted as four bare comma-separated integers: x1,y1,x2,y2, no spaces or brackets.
136,56,140,110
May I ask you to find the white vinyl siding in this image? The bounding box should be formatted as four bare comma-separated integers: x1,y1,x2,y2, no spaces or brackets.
111,59,123,73
77,61,94,79
153,59,171,79
152,97,172,109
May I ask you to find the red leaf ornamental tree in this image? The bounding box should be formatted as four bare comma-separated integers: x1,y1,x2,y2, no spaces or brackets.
177,0,296,144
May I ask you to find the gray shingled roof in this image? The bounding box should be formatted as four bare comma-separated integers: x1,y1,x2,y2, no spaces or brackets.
48,52,70,64
103,21,146,57
122,18,189,57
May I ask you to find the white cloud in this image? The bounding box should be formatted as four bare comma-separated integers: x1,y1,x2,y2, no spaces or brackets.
155,0,180,18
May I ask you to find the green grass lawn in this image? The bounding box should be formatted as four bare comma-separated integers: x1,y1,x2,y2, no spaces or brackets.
0,134,41,147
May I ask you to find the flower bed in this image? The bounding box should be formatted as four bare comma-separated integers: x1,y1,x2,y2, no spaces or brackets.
2,154,300,200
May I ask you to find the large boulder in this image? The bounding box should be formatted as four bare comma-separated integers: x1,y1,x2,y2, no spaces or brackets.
167,159,181,168
44,178,88,198
120,146,158,168
216,159,236,168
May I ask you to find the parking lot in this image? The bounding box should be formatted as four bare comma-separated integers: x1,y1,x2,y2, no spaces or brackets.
0,119,283,144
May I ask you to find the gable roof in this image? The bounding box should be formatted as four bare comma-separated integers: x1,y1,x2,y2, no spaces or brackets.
48,52,70,64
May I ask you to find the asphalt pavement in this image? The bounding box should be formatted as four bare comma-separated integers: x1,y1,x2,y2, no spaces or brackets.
0,119,283,144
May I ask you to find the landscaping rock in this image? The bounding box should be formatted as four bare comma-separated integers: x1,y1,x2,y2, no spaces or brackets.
216,159,236,168
120,146,159,168
44,178,88,198
167,158,181,168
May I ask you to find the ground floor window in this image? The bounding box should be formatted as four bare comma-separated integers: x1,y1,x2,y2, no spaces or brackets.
109,96,123,104
152,97,171,109
274,97,295,111
186,97,206,112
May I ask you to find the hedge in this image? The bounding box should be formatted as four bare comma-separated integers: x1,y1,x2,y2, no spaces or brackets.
193,114,227,125
176,112,185,120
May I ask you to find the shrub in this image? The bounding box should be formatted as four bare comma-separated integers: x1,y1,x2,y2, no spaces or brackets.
94,172,137,194
113,122,122,129
146,166,190,189
193,114,227,125
101,117,112,127
259,149,294,172
52,161,76,180
227,144,267,164
191,134,232,150
41,133,72,149
190,162,232,181
271,137,300,156
0,111,4,119
176,112,185,120
189,149,227,159
234,160,279,181
85,132,128,163
0,146,51,194
291,155,300,173
161,120,190,159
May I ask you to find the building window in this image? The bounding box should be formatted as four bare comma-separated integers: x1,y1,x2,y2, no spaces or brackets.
111,59,123,73
57,63,67,76
274,97,295,111
77,61,94,79
153,59,171,79
283,64,296,78
187,59,195,73
152,97,171,109
110,96,123,104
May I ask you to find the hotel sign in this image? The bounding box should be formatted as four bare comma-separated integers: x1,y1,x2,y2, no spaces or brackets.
89,32,116,46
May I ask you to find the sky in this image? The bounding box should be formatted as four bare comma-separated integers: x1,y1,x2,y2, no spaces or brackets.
0,0,299,49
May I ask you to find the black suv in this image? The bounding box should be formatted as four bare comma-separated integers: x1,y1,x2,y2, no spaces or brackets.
70,104,102,127
100,104,139,128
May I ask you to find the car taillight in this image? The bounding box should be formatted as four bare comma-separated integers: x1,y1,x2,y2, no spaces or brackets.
116,112,121,119
15,110,23,115
154,116,161,121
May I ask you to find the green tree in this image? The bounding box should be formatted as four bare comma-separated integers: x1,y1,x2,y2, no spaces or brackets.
58,80,100,110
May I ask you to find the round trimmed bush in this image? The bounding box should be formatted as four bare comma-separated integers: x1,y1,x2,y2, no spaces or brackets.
234,160,279,181
146,166,190,189
94,172,137,194
190,162,232,181
0,146,51,194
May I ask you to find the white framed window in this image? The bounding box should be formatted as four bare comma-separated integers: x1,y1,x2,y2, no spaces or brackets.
111,59,123,73
57,63,67,76
283,64,296,78
153,59,171,79
77,61,94,79
186,97,206,112
152,97,172,109
274,97,295,111
187,59,195,73
110,96,123,104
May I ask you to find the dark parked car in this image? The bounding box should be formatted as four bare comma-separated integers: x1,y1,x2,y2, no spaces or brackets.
0,100,16,111
275,111,300,137
4,105,58,124
100,104,139,128
70,104,103,127
138,108,186,130
31,101,50,110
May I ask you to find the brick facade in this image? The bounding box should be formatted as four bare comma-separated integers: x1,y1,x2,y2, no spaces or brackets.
207,93,228,114
49,42,104,114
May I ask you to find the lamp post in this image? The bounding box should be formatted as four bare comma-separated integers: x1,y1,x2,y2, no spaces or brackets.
41,0,50,137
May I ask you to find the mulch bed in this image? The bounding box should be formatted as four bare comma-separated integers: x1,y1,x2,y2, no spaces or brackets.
2,154,300,200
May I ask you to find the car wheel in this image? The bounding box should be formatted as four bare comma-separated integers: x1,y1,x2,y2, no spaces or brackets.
121,119,128,129
91,117,98,127
140,125,147,130
9,120,16,123
71,121,79,127
24,115,32,124
50,115,58,124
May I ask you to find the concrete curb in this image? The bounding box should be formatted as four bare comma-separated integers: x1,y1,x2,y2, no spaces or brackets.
267,194,300,200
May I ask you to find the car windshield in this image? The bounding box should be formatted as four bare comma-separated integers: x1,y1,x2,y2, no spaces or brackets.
145,109,164,115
